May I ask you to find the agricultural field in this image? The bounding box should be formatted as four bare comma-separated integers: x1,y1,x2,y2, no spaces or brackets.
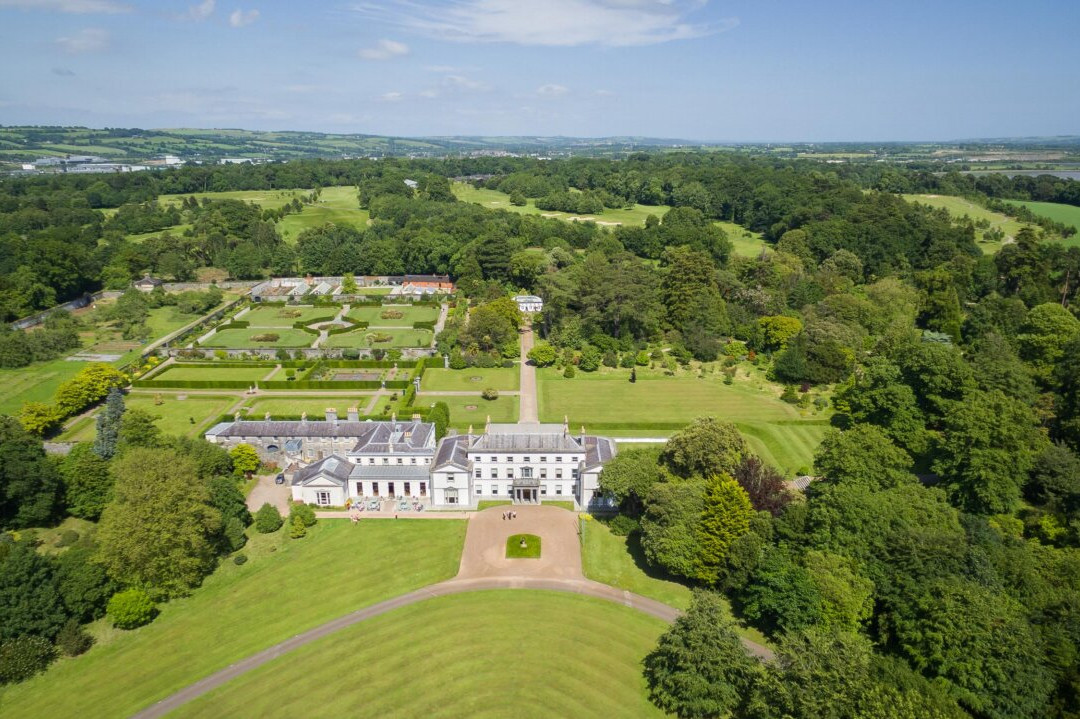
58,393,237,441
200,328,314,348
420,367,520,392
241,396,380,419
345,304,439,327
0,521,467,719
418,394,519,429
322,328,432,349
537,368,828,475
902,194,1034,252
1004,199,1080,246
172,591,666,719
453,182,670,228
243,305,338,327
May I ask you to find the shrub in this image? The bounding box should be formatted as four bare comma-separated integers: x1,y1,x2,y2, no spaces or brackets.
0,636,56,684
780,385,799,403
250,333,280,343
107,589,158,630
481,388,499,401
223,516,247,552
56,619,94,657
233,553,248,565
563,365,576,378
254,503,284,533
619,352,636,368
289,514,308,539
608,514,640,537
55,529,79,548
290,502,318,528
380,309,404,320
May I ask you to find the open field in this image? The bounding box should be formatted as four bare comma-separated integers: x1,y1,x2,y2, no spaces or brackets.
241,396,379,418
243,305,337,327
346,304,439,327
59,393,238,441
1004,200,1080,246
158,189,310,212
537,369,827,474
201,328,313,348
171,591,667,719
0,358,87,415
717,220,770,257
323,327,432,349
420,367,520,392
418,394,519,428
903,194,1034,252
276,186,370,242
453,182,670,227
149,365,273,382
125,223,193,244
0,520,467,719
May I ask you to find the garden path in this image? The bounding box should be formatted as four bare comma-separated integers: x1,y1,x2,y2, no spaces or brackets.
518,322,538,423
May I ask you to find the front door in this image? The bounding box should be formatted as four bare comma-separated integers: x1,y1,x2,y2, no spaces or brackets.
388,482,395,497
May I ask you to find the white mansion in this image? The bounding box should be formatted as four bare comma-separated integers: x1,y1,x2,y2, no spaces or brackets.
205,414,615,509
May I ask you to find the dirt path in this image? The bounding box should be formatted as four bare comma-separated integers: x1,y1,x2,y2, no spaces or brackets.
129,506,774,718
518,323,538,423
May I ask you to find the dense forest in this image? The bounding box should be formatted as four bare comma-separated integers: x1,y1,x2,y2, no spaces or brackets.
3,153,1080,715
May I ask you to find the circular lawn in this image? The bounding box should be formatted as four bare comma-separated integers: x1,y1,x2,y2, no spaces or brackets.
172,591,668,718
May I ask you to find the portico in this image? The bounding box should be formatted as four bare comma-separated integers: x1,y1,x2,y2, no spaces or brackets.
512,476,540,504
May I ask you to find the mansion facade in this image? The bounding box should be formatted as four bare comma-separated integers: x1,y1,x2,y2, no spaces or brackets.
205,415,615,509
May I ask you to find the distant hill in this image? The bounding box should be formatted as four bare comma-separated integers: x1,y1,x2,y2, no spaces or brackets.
0,126,702,164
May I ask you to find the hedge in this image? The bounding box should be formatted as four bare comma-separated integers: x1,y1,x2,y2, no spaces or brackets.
132,379,255,389
349,299,382,307
293,316,336,328
257,380,387,391
328,323,366,336
413,320,436,331
167,361,283,368
215,321,250,331
342,315,373,326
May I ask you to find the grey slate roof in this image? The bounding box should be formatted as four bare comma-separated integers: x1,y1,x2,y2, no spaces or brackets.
433,435,471,470
348,464,431,480
470,432,584,452
584,436,617,470
292,455,353,486
208,420,434,454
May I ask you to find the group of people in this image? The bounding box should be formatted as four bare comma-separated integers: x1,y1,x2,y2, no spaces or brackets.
502,510,518,520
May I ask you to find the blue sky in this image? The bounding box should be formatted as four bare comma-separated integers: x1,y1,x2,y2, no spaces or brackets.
0,0,1076,141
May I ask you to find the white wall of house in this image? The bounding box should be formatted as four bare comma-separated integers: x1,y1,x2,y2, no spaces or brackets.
292,480,346,506
355,479,430,498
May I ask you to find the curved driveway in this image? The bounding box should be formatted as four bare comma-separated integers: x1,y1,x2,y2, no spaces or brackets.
131,506,773,719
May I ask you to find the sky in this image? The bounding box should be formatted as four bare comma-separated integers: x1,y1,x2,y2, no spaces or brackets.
0,0,1077,142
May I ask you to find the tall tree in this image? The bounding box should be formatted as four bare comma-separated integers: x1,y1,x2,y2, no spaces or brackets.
96,448,221,597
643,590,764,718
813,425,915,490
59,442,113,521
0,416,59,529
0,543,67,641
93,387,125,459
693,474,753,584
661,417,749,479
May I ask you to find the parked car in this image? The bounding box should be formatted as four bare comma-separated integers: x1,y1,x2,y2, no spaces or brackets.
274,474,285,485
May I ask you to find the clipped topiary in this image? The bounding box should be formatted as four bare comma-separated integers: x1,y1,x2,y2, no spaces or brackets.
481,388,499,401
290,503,317,528
107,589,158,630
289,514,308,539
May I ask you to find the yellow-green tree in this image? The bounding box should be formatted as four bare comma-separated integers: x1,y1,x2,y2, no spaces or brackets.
229,443,260,476
758,315,803,351
692,473,753,584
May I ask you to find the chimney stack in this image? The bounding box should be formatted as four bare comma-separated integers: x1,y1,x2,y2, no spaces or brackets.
234,411,241,422
301,411,307,422
264,412,271,421
325,408,337,423
485,415,491,435
563,415,569,436
347,407,359,422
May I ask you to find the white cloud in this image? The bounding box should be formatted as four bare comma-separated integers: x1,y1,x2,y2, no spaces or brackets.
228,7,258,27
358,38,409,60
353,0,732,47
55,27,108,53
537,83,568,97
443,74,487,91
0,0,129,13
187,0,214,21
379,91,404,102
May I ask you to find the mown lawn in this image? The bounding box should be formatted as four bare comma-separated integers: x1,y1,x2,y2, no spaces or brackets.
418,394,519,428
453,182,670,228
171,591,668,719
148,365,273,382
0,520,467,719
1004,199,1080,247
276,186,370,243
581,520,770,647
902,193,1036,252
60,393,238,441
158,188,310,211
0,358,86,415
241,396,378,419
243,305,338,327
201,328,314,348
420,367,520,392
538,369,827,474
323,328,432,349
346,304,439,327
717,220,769,257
